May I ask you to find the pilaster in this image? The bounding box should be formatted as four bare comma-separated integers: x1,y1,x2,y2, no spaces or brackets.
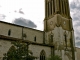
55,0,59,13
60,0,62,14
66,0,70,17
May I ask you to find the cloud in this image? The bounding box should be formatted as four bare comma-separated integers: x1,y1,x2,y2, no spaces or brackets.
19,10,24,14
76,42,80,47
19,8,24,14
14,10,17,13
70,0,80,47
0,14,6,20
70,1,80,10
14,8,24,14
76,37,80,41
12,17,37,28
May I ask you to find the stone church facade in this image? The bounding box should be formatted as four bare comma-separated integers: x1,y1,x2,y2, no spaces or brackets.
0,0,77,60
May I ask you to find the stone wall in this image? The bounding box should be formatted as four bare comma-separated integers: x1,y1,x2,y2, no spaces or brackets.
0,40,12,60
23,27,43,43
76,47,80,60
0,21,46,60
29,44,51,60
0,22,22,38
0,39,51,60
0,21,43,43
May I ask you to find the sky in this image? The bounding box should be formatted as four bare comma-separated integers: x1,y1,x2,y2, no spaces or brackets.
0,0,45,30
0,0,80,47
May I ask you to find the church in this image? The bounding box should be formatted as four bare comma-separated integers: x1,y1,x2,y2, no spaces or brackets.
0,0,77,60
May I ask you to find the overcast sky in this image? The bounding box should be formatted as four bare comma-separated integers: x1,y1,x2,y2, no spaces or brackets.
0,0,80,47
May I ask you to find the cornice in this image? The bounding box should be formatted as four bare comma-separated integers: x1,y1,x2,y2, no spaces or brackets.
0,35,54,47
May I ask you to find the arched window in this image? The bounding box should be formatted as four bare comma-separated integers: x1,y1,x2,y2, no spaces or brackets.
34,36,36,42
8,29,11,36
64,33,67,49
51,34,53,42
40,50,46,60
49,33,54,44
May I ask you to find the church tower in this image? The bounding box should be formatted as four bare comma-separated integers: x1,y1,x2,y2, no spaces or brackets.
44,0,76,60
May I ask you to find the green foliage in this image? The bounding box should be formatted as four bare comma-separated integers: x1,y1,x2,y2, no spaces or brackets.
48,55,62,60
3,41,35,60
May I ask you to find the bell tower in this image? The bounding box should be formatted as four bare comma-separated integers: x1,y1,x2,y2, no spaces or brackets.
45,0,70,18
44,0,71,31
44,0,76,60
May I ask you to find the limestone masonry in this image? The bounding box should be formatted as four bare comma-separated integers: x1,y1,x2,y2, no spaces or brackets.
0,0,78,60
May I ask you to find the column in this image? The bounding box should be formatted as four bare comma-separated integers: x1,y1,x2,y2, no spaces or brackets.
62,50,64,60
66,0,70,17
49,2,51,16
47,1,49,17
52,0,54,15
53,0,55,14
60,0,63,14
65,0,67,16
45,0,47,18
55,0,59,13
47,1,51,17
63,1,66,15
50,0,52,15
51,47,54,56
59,0,61,14
62,0,65,15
